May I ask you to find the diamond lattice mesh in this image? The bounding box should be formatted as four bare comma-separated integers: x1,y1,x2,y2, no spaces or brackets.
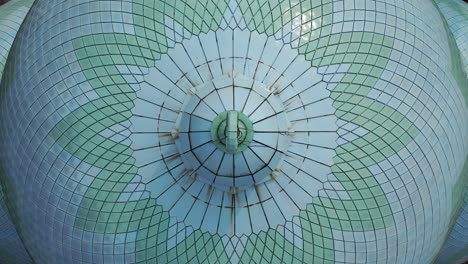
0,0,467,263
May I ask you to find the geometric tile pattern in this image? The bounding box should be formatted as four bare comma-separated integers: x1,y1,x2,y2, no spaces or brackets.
0,0,34,263
0,1,466,264
436,0,468,75
436,185,468,264
126,28,337,240
435,1,468,263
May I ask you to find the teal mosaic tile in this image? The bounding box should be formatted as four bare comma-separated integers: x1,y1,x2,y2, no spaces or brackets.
0,0,466,263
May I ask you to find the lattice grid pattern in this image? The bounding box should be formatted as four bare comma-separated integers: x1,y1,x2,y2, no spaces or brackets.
0,0,466,264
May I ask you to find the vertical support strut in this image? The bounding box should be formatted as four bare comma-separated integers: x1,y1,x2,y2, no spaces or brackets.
211,110,253,154
226,111,239,153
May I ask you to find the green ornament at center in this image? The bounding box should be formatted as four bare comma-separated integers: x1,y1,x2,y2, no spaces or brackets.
211,111,254,154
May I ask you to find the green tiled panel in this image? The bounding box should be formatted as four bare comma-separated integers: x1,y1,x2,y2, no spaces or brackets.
0,0,466,264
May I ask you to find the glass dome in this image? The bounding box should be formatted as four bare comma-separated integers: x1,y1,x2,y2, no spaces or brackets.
0,0,467,263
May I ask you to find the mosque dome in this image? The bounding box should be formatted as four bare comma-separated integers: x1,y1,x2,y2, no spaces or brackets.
0,0,467,263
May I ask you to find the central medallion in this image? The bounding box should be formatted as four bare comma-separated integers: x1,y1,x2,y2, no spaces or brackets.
211,110,254,154
173,73,290,191
129,28,337,237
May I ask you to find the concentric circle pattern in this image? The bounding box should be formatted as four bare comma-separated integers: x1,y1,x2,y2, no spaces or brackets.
0,0,467,264
127,28,335,237
210,110,254,154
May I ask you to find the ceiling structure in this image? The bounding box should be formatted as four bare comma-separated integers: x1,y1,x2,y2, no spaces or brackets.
0,0,467,263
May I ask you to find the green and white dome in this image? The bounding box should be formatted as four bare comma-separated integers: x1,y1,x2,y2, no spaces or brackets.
0,0,467,263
